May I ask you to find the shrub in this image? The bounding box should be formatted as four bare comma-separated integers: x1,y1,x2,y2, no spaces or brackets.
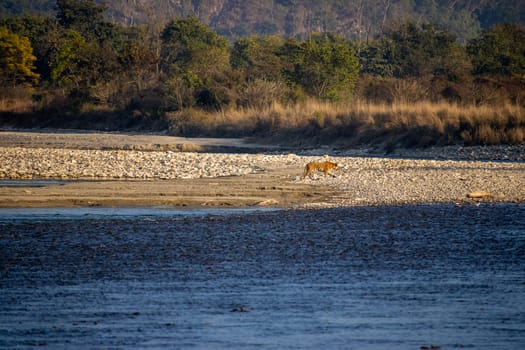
237,79,285,109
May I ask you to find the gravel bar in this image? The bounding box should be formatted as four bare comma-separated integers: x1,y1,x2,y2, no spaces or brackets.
1,140,524,207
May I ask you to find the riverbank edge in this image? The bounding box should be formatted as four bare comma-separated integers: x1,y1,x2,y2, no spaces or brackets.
1,130,524,209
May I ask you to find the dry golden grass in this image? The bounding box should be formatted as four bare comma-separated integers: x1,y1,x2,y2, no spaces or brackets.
2,91,521,147
167,99,525,147
0,86,36,113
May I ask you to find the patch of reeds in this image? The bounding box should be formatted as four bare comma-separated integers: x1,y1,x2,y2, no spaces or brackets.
0,86,35,113
166,99,525,148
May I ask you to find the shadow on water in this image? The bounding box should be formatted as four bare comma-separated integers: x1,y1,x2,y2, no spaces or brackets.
0,180,68,187
1,204,524,349
0,207,278,222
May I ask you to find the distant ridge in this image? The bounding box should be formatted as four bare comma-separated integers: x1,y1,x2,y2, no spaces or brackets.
1,0,524,42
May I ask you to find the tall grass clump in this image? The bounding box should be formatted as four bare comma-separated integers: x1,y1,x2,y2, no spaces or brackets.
335,101,524,147
166,99,524,148
0,86,35,113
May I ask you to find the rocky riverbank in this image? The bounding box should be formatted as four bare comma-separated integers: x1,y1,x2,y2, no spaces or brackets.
301,156,524,207
0,131,524,208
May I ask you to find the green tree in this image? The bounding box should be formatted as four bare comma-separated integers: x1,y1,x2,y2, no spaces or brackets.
0,26,39,86
118,27,159,91
161,17,229,77
56,0,106,38
46,1,129,108
161,17,233,109
56,0,125,56
374,22,465,79
358,40,395,77
49,27,125,95
231,35,290,107
49,29,92,88
1,14,61,82
467,23,525,77
286,33,360,100
231,35,286,82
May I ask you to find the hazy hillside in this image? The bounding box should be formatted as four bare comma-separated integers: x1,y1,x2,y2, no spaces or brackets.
1,0,524,42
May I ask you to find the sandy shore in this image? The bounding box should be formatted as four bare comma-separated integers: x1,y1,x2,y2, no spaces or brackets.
1,130,524,208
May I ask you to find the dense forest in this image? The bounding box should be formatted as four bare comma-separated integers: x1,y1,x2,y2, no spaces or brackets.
1,0,524,147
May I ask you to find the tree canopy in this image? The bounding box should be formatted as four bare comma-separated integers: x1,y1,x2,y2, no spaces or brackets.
161,17,233,109
231,35,286,82
0,26,39,86
468,23,525,76
161,17,230,78
286,33,360,100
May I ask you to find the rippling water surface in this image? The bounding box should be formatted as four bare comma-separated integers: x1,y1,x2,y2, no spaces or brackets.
1,204,524,349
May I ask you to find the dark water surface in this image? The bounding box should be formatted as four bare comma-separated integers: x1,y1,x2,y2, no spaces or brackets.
1,204,524,349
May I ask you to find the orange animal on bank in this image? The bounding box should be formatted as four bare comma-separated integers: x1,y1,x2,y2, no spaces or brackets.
303,161,338,178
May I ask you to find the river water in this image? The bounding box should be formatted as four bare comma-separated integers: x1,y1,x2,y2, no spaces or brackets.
1,204,524,349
